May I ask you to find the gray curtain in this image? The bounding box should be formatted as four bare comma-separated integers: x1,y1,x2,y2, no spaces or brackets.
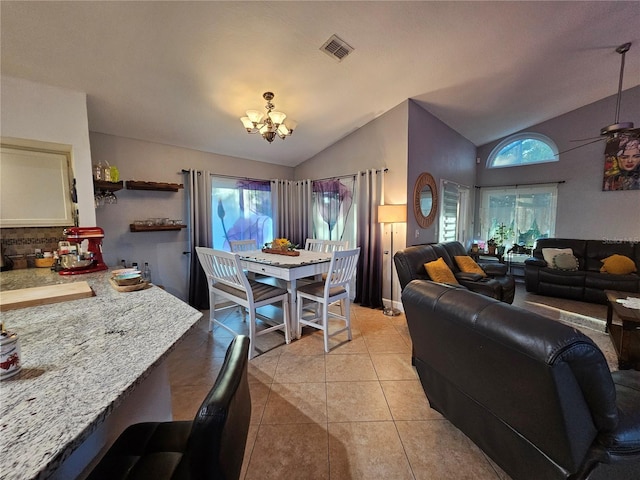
271,179,313,247
354,169,384,308
186,170,212,309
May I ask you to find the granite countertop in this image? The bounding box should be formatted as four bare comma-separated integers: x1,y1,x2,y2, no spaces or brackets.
0,268,202,480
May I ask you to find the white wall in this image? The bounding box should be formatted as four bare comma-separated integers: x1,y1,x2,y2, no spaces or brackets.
476,86,640,243
90,133,294,300
1,76,95,226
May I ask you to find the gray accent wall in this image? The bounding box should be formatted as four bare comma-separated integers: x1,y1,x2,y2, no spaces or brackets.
475,86,640,243
407,100,477,247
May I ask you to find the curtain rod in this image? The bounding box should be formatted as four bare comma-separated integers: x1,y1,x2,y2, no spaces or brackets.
475,180,565,189
181,168,388,183
312,168,388,183
180,170,269,182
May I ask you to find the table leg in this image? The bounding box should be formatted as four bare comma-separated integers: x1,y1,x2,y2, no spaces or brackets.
606,302,613,333
289,278,299,339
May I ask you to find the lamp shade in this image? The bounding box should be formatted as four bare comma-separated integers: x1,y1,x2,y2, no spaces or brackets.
378,204,407,223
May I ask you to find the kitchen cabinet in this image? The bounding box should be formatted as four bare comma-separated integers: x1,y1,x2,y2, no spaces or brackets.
1,143,74,227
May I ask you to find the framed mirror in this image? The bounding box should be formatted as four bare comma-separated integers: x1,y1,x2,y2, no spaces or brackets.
413,172,438,228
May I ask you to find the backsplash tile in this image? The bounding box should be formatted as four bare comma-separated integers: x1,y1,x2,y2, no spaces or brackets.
1,227,68,256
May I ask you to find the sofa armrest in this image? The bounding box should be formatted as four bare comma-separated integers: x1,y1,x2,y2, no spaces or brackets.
481,263,508,276
525,257,547,267
455,272,484,282
458,277,502,300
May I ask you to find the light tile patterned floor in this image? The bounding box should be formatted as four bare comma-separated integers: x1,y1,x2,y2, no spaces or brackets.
165,284,634,480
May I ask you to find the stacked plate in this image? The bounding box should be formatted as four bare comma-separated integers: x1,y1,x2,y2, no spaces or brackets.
111,269,143,286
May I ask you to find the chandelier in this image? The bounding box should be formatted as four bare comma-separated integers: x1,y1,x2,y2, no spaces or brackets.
240,92,297,143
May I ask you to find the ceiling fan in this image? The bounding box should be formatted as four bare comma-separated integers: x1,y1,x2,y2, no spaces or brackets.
559,42,638,155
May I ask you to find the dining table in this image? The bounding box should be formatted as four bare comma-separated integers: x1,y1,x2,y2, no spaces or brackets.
238,249,332,337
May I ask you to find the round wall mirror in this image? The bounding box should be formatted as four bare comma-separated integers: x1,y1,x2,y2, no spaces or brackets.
413,172,438,228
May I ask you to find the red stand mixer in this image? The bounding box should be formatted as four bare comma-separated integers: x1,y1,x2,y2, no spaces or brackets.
59,227,109,275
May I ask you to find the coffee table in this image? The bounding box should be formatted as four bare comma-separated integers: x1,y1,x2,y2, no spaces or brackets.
605,290,640,370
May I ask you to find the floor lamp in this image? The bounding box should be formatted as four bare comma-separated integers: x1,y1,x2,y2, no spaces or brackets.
378,204,407,316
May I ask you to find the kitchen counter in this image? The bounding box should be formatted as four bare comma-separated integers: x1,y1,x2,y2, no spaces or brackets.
0,268,202,480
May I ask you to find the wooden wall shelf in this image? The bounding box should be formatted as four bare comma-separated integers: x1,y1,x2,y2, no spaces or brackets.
126,181,184,192
129,224,187,232
94,180,123,192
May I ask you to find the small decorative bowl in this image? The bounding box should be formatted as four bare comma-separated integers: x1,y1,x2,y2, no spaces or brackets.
112,272,142,286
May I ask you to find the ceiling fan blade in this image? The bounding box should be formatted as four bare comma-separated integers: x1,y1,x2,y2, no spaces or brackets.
569,136,601,142
556,138,605,156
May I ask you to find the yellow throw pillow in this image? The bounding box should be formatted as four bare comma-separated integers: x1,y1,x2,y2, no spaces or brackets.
454,255,487,277
600,254,637,275
424,257,459,285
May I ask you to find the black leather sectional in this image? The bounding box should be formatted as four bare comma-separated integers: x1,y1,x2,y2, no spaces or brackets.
525,238,640,304
402,280,640,480
394,241,515,303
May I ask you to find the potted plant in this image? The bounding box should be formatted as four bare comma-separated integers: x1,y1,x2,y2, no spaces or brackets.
491,223,514,257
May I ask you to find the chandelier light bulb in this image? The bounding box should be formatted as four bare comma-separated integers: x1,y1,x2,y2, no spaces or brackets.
268,111,286,125
246,110,264,124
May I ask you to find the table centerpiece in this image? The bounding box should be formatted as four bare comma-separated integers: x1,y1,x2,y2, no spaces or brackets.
262,238,300,256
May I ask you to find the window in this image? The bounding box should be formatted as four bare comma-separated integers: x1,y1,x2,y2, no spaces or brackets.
438,180,470,243
211,177,273,251
311,178,356,247
479,184,557,250
487,133,558,168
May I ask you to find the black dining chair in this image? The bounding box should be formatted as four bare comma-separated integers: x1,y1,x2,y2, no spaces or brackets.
86,335,251,480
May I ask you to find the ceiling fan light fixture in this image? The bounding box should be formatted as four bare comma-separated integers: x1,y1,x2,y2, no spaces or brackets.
600,122,635,136
240,92,296,144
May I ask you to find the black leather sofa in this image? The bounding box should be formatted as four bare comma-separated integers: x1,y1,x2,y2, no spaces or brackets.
394,241,515,303
525,238,640,304
402,280,640,480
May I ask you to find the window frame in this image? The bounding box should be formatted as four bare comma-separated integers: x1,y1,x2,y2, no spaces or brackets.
487,132,558,169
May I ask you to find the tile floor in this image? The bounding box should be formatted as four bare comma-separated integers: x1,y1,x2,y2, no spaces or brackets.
165,285,634,480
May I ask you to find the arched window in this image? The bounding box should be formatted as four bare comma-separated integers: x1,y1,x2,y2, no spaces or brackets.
487,133,558,168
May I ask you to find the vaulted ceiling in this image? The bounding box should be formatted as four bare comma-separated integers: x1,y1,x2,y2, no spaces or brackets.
2,1,639,167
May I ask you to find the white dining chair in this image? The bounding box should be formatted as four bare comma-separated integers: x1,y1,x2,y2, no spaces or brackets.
195,247,291,359
229,239,258,252
296,247,360,352
305,238,325,252
322,240,348,252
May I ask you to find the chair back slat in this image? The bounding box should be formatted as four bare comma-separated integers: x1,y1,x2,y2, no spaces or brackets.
195,247,251,297
323,240,348,252
229,239,258,252
305,239,348,253
305,238,325,252
325,248,360,297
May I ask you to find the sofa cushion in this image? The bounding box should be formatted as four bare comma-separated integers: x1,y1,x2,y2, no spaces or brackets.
600,254,638,275
585,240,637,272
424,257,459,285
552,253,579,271
454,256,487,277
542,247,573,266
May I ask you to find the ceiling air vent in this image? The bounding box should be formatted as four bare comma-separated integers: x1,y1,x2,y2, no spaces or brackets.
320,34,354,62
